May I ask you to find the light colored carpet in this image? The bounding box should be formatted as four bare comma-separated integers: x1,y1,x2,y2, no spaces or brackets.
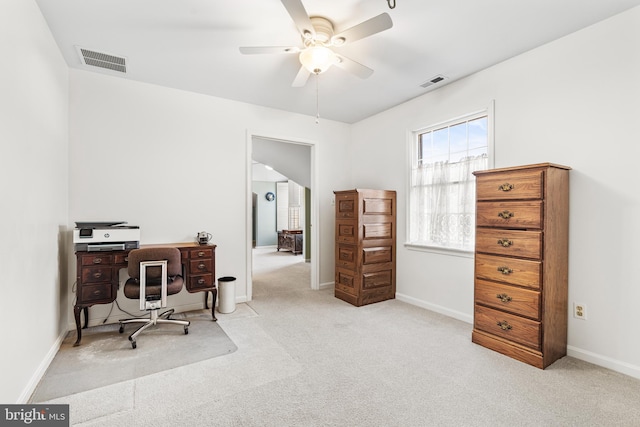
32,247,640,426
30,310,236,402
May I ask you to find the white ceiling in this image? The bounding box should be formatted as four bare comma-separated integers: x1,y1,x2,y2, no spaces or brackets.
35,0,640,124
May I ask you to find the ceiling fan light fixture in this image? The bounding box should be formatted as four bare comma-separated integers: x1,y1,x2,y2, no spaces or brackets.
299,45,337,74
331,36,346,46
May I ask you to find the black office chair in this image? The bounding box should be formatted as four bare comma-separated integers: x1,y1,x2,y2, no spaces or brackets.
118,247,189,349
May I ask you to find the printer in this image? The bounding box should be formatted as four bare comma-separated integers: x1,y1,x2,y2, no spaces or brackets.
73,221,140,252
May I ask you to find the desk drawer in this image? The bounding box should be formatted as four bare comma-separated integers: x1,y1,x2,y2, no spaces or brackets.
188,273,214,291
80,283,113,303
189,248,213,259
81,254,113,266
190,259,212,274
114,253,129,266
81,267,112,284
474,305,541,350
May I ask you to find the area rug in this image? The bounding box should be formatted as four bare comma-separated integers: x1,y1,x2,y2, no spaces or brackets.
30,310,237,402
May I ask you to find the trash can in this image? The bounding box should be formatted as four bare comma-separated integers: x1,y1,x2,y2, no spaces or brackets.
217,276,236,314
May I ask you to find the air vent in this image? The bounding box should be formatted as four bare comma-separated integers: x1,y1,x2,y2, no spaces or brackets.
420,74,447,88
76,46,127,73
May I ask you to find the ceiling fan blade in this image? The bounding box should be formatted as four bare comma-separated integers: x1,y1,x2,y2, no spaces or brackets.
333,54,374,79
292,66,311,87
332,13,393,45
239,46,300,55
281,0,315,39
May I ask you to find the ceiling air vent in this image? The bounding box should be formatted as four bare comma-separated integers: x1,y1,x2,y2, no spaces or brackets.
420,74,447,88
76,47,127,73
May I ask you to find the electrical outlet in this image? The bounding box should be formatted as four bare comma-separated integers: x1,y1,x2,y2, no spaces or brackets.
574,303,587,320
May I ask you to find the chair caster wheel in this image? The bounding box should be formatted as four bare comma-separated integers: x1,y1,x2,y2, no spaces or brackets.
184,326,189,335
131,341,137,349
119,325,124,333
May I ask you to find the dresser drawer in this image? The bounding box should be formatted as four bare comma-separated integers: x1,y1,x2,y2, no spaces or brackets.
476,169,543,201
336,244,357,270
474,305,541,350
363,246,392,265
475,279,540,319
475,253,541,289
475,229,542,259
336,220,357,244
81,254,113,266
335,268,357,295
81,266,112,284
190,259,212,274
363,222,393,241
79,283,113,303
476,201,543,229
336,193,357,219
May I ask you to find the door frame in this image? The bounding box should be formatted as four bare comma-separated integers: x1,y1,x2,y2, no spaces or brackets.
245,130,319,301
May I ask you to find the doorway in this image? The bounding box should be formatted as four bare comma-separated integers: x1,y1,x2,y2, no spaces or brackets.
246,133,319,301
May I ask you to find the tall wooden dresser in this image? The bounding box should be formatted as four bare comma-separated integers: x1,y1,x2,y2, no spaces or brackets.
334,189,396,306
472,163,570,368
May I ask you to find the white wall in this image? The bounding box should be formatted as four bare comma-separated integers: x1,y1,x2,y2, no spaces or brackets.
0,1,69,403
68,69,351,326
351,6,640,378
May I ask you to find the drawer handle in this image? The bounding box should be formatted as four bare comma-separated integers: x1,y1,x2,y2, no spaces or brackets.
498,210,514,219
93,272,103,279
93,258,102,264
198,263,206,270
93,290,101,296
198,251,205,257
497,239,513,247
499,183,514,192
198,278,205,285
497,320,512,331
497,266,513,275
124,257,128,262
496,293,512,303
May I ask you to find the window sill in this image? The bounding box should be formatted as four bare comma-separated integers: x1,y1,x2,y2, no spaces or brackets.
403,243,474,259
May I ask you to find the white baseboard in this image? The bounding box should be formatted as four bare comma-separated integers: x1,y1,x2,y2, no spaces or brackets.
319,281,334,290
18,330,66,403
397,293,640,380
396,292,473,324
567,345,640,380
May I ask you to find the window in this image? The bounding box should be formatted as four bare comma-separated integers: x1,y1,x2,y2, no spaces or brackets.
408,109,492,252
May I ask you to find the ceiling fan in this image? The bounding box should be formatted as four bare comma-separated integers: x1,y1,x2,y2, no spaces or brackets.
239,0,393,87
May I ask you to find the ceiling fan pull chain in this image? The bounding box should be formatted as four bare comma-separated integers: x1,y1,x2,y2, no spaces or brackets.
315,73,320,124
387,0,396,9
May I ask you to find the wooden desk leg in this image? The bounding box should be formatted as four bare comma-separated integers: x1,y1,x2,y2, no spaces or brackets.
73,305,83,346
83,307,89,328
211,289,218,321
204,291,209,309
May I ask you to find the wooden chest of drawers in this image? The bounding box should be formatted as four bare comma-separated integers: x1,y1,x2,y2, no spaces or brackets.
472,163,570,369
334,189,396,307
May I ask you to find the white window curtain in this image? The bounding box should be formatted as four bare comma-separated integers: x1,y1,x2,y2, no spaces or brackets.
410,154,488,250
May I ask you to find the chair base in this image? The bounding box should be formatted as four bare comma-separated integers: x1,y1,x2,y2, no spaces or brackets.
119,308,190,349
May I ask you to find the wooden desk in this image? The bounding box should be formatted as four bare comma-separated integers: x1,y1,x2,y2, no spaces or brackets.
73,242,217,346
